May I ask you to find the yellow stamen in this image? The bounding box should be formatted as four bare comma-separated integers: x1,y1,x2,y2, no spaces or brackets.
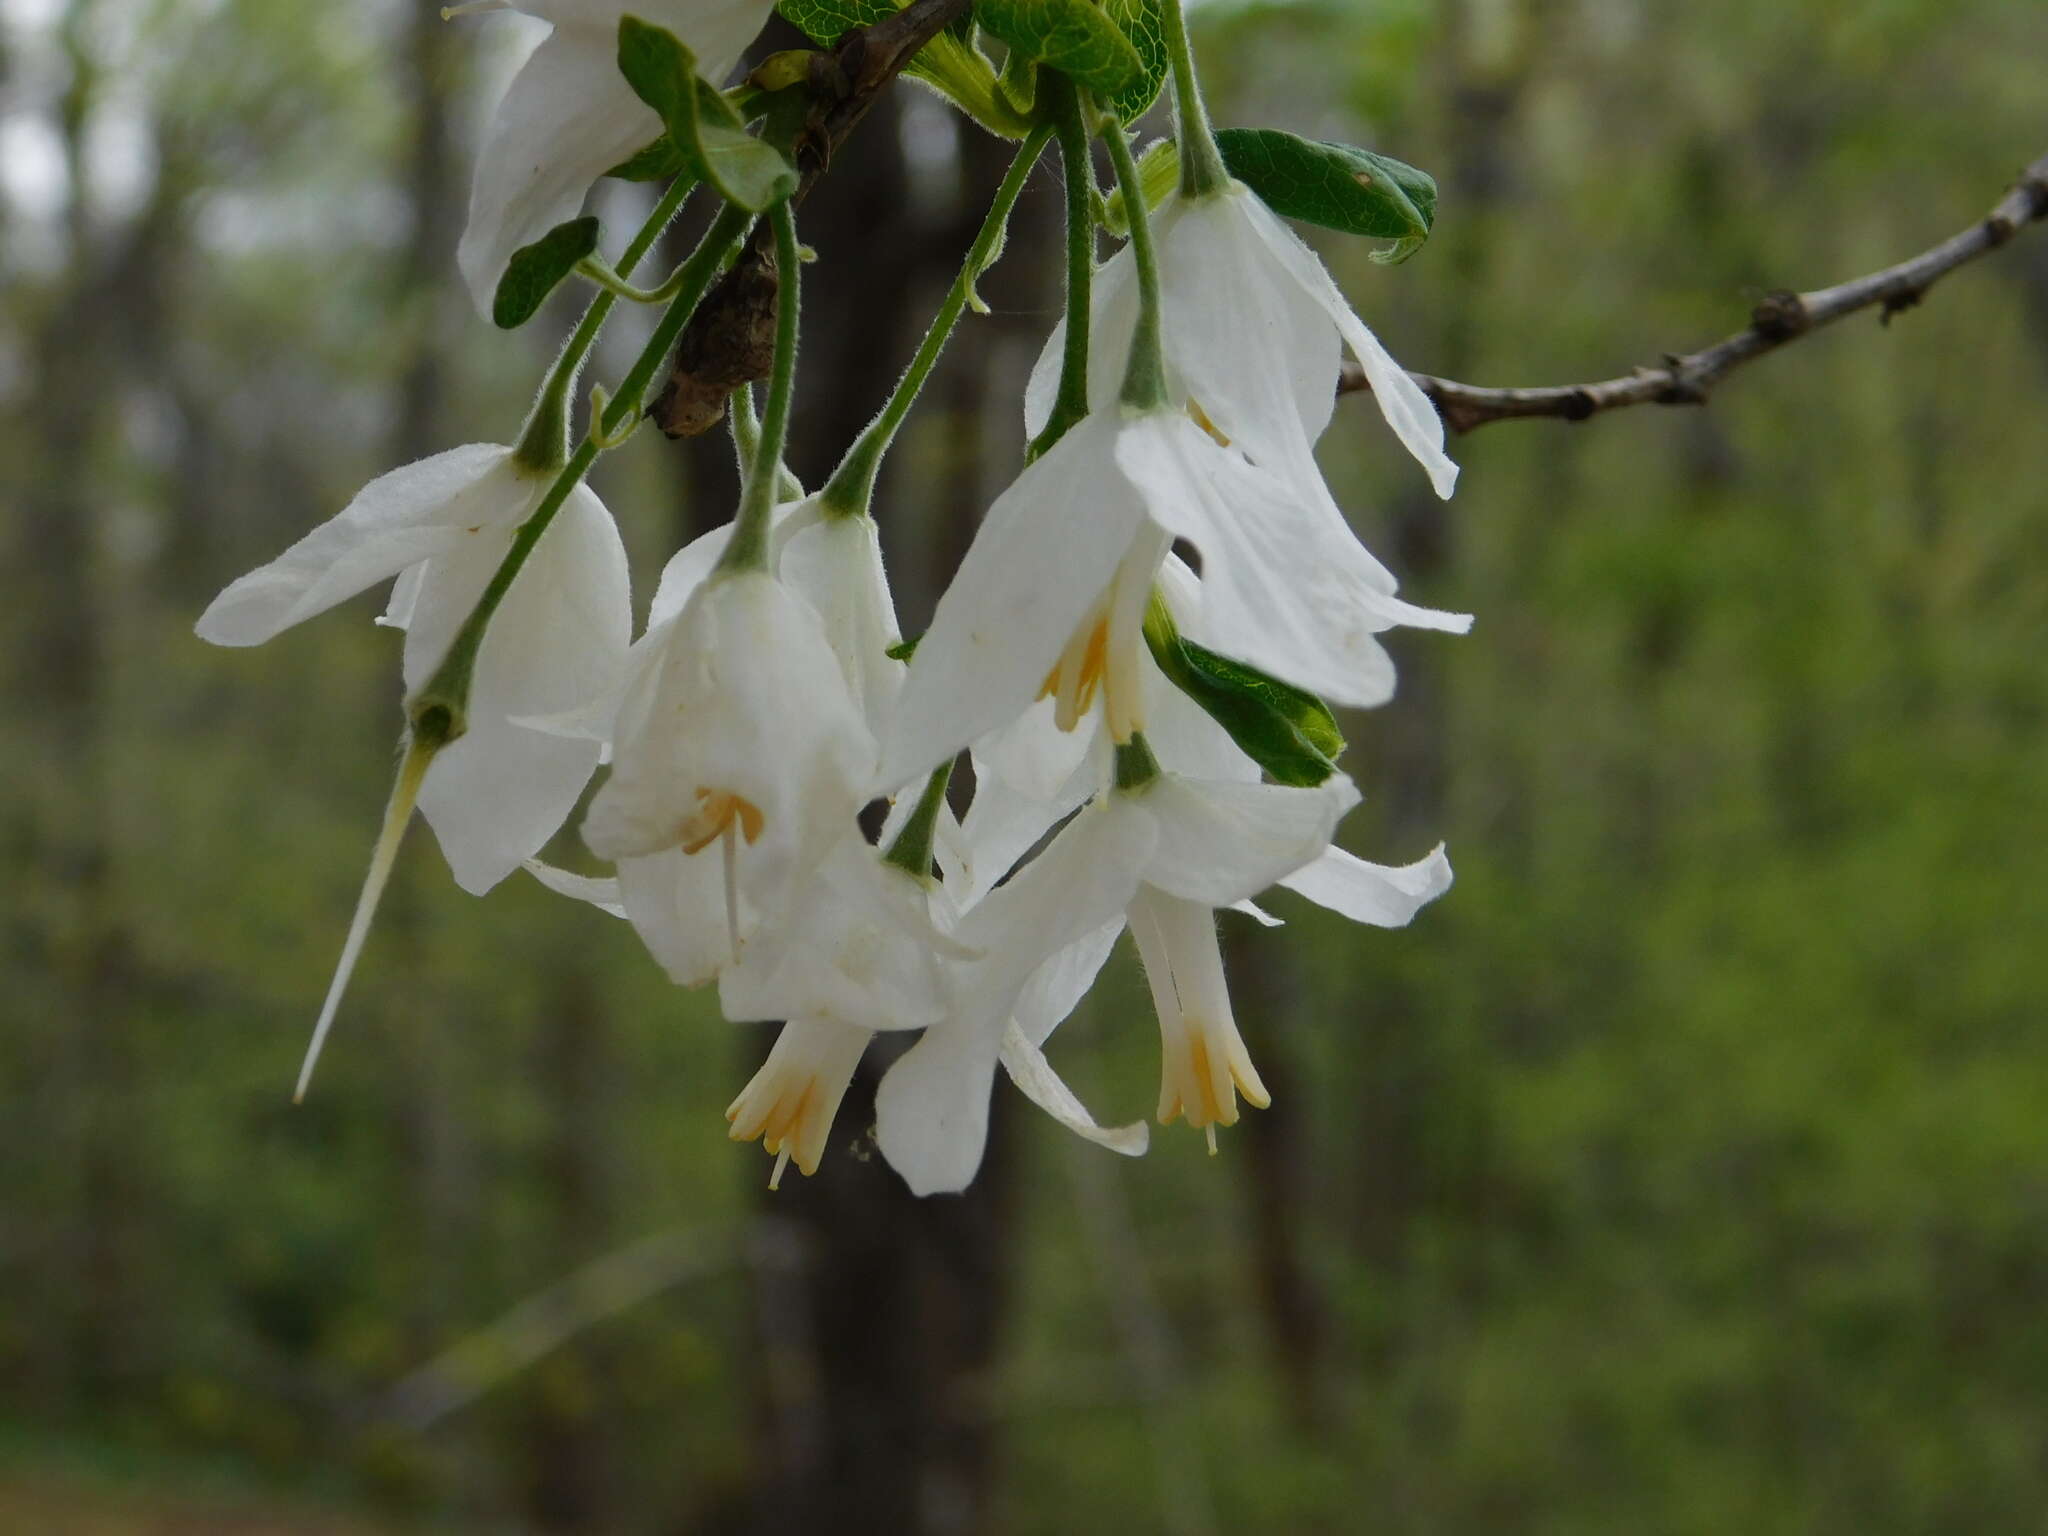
1188,399,1232,448
678,788,765,856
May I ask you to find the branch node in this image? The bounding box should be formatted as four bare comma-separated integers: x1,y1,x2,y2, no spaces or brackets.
1879,288,1925,326
1751,289,1811,340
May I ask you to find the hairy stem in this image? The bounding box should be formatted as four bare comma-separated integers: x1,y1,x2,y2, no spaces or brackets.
415,202,754,736
718,198,803,576
1028,77,1098,461
821,123,1054,518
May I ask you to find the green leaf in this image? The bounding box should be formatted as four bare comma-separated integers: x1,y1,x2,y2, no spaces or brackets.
1144,606,1345,787
617,17,796,211
492,216,601,330
1095,0,1168,123
607,135,688,182
1214,127,1436,257
976,0,1145,98
776,0,898,42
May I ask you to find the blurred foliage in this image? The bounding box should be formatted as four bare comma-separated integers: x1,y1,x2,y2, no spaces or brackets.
2,0,2046,1531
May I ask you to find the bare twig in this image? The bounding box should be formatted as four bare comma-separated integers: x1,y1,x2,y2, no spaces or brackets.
651,0,975,436
1341,151,2048,434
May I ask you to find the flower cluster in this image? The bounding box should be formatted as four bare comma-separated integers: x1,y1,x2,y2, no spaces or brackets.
197,0,1470,1194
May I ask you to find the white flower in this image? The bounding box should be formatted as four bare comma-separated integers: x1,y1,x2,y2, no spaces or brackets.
879,408,1466,795
455,0,778,314
716,832,966,1186
875,797,1160,1195
877,756,1457,1186
581,567,875,987
1026,176,1460,501
196,443,629,894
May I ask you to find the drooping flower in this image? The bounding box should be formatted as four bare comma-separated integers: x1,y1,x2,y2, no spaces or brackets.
196,443,630,894
875,796,1160,1195
878,407,1467,796
877,752,1455,1188
454,0,779,314
1026,175,1460,502
581,566,874,987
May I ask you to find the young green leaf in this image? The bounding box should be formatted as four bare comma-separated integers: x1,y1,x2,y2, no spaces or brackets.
607,135,689,183
493,216,601,330
977,0,1145,99
1144,610,1347,787
776,0,899,42
617,18,796,211
1095,0,1169,123
1214,127,1437,258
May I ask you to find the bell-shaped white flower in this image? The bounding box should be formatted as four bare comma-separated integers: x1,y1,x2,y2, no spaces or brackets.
875,797,1161,1196
880,407,1467,795
1127,766,1455,1147
1027,177,1459,502
455,0,778,315
581,567,874,987
196,443,630,894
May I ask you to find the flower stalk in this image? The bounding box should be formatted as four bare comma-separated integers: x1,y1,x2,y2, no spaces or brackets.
511,172,699,473
717,197,804,576
821,122,1055,519
1028,76,1097,461
1161,0,1229,201
1098,116,1170,414
415,199,754,743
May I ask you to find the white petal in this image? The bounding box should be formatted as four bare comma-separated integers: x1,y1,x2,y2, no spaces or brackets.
1158,185,1342,477
1023,236,1142,441
1000,1021,1147,1156
718,833,970,1033
1232,899,1282,928
1121,414,1467,709
410,485,631,894
1136,772,1359,908
955,795,1155,1012
878,414,1148,793
876,800,1155,1195
1239,186,1459,499
1010,919,1123,1049
781,512,905,746
1280,842,1453,928
616,844,741,987
457,27,661,317
519,0,772,83
874,1015,1004,1197
523,859,626,917
196,444,521,646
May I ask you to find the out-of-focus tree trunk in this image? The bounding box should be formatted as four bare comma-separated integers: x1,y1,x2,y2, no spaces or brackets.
517,961,619,1532
1222,922,1335,1436
677,52,1060,1535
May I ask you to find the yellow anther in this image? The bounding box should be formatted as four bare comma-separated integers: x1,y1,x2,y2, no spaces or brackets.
678,788,765,856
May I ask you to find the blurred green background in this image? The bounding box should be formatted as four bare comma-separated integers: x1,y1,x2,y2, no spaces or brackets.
4,0,2046,1531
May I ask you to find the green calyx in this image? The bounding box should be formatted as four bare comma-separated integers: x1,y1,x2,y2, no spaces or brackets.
1114,732,1164,792
882,762,956,881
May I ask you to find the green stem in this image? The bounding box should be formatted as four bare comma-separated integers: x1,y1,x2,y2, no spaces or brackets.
1099,118,1169,414
512,173,699,471
413,201,754,740
716,199,803,577
883,762,954,879
1027,78,1097,462
1161,0,1229,200
821,123,1054,518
